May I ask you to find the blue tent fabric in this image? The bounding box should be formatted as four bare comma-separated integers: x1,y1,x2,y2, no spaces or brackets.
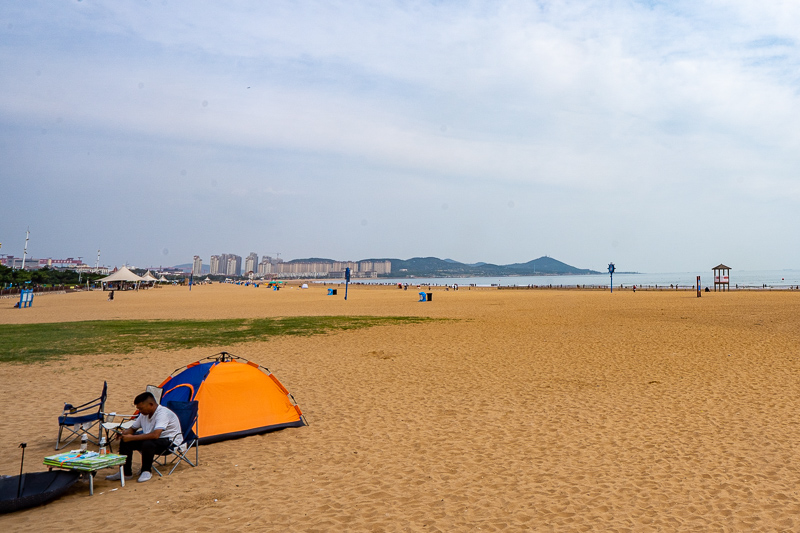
161,362,216,402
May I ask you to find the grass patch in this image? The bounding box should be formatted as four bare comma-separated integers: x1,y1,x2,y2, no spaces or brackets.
0,316,432,363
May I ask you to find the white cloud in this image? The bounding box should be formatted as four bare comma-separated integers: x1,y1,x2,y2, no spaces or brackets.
1,1,799,269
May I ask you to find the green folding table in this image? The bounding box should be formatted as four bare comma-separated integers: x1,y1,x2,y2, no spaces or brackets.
44,451,127,495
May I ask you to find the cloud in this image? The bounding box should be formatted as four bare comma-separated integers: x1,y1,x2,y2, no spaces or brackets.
1,1,799,269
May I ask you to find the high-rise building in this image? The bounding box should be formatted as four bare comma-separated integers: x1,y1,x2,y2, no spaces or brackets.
257,257,273,276
226,254,242,276
209,255,222,275
244,252,258,275
192,255,203,276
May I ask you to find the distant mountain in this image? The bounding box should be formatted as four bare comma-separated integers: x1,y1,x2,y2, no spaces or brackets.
285,257,336,264
358,256,600,277
176,256,599,278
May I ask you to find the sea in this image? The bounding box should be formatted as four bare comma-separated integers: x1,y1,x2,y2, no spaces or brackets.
339,270,800,290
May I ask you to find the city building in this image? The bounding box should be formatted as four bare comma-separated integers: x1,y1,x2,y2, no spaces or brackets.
192,255,203,276
0,255,86,270
244,252,258,275
209,255,223,275
225,254,242,277
203,254,390,279
266,259,391,279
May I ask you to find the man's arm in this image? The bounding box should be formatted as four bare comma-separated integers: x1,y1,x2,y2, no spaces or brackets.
119,428,163,442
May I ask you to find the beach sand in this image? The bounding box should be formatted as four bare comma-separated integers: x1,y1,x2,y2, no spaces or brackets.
2,284,800,531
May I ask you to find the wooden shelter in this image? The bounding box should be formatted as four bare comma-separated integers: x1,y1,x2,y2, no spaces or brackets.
712,264,731,292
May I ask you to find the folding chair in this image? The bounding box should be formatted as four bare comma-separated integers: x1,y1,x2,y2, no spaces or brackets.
152,400,199,476
56,381,108,450
146,385,163,404
100,386,163,453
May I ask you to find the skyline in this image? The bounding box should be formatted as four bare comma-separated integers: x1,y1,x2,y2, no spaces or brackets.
2,2,800,272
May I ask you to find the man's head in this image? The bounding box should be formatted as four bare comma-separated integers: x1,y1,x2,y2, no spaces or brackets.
134,391,158,415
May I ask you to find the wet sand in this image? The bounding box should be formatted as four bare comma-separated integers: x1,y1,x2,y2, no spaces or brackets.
2,284,800,531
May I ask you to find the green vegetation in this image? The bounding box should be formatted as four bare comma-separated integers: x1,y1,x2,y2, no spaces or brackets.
0,265,104,287
0,316,431,363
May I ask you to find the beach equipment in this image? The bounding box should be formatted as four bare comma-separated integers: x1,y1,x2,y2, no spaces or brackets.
1,444,80,513
56,381,108,450
152,401,200,476
159,352,306,444
43,450,126,495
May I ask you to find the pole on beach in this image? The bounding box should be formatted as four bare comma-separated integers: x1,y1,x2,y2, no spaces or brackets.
17,442,27,499
697,275,701,297
344,267,350,301
21,228,30,271
608,263,615,293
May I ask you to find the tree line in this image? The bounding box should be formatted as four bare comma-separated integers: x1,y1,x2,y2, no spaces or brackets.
0,265,104,287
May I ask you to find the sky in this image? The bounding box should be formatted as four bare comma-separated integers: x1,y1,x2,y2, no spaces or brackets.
1,1,799,273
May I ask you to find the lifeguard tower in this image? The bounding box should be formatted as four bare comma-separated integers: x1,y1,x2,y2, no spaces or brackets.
712,264,731,292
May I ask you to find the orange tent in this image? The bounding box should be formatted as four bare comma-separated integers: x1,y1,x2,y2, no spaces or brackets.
159,352,306,444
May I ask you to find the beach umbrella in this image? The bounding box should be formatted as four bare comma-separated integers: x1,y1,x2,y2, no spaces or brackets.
0,443,80,514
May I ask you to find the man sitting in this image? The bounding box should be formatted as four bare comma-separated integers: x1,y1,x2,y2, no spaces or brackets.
106,391,183,483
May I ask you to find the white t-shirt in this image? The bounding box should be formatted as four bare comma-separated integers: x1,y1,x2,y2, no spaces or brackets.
131,405,183,446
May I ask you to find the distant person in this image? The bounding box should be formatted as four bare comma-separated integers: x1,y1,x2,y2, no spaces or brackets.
633,285,636,293
106,391,182,483
108,290,114,301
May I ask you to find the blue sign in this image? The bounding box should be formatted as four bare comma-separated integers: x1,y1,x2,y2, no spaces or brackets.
608,263,615,293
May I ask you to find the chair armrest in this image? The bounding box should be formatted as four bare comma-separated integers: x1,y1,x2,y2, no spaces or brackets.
70,397,102,411
102,420,136,430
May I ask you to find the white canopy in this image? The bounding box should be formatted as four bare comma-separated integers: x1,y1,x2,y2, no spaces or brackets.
98,266,145,283
158,275,170,282
141,271,158,282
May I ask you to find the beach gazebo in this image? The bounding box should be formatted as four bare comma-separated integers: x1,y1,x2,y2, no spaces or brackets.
97,266,145,291
712,264,731,292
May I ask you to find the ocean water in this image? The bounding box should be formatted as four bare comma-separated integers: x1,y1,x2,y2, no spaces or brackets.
346,270,800,289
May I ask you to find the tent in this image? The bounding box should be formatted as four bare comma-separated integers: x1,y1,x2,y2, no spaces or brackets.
159,352,307,444
97,266,145,291
141,271,158,282
98,266,144,283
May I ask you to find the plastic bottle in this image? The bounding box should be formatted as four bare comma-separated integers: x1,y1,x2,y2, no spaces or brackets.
99,437,107,455
80,434,88,452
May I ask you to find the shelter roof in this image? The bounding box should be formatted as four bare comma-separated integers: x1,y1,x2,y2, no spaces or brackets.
712,264,732,270
141,271,158,281
98,266,145,283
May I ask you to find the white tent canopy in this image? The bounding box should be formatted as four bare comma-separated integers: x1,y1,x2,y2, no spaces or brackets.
98,266,145,283
158,275,170,282
141,271,158,282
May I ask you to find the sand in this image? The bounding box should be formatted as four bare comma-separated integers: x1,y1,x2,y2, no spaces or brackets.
2,283,800,531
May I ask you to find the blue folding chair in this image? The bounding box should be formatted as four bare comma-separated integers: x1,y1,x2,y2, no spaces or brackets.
152,400,199,476
56,381,107,450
